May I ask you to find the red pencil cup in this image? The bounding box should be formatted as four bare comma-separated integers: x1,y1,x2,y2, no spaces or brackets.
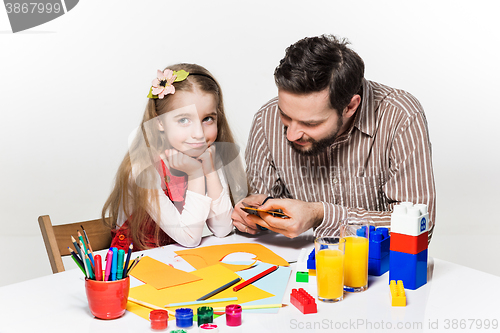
85,277,130,319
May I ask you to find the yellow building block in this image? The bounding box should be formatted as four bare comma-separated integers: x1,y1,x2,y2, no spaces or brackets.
308,269,316,276
390,280,406,306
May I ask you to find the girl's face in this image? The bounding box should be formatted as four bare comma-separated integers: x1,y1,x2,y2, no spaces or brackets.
161,89,218,158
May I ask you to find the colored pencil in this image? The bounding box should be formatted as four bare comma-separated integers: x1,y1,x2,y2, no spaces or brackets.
85,253,95,279
71,236,83,262
128,297,175,317
67,247,84,268
122,243,133,276
125,254,143,277
233,265,279,291
80,225,94,261
68,247,86,276
212,304,287,312
164,297,238,308
196,277,242,301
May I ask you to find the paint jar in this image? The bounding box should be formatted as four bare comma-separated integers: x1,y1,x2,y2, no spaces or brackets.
225,304,242,326
149,309,168,330
175,308,193,328
197,306,213,326
85,277,129,319
200,323,219,332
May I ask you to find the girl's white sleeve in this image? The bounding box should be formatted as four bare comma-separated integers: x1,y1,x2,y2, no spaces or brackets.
206,167,234,237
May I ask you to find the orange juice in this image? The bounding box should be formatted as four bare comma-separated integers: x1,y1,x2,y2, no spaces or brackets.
343,236,369,289
316,249,344,300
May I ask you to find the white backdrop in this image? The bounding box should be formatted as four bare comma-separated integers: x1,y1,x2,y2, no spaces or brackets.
1,0,499,287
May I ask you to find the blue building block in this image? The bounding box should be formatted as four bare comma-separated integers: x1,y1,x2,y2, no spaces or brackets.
368,227,390,260
389,249,427,290
307,248,315,270
368,253,390,276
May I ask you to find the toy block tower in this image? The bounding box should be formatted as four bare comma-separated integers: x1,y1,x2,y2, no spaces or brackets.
389,202,429,290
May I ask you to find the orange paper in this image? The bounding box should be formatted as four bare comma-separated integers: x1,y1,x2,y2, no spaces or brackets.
174,243,289,271
130,256,201,289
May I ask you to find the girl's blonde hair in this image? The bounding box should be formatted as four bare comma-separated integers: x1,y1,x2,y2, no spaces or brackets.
102,63,246,249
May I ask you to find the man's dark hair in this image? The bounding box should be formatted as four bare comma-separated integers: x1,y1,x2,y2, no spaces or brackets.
274,34,365,114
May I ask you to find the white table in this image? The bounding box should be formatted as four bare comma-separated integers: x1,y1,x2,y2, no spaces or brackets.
1,231,499,333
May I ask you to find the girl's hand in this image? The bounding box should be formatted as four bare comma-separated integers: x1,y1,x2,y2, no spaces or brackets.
197,145,217,176
165,149,203,178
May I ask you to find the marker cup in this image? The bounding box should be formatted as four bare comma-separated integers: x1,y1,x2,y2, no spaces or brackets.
315,237,345,302
85,277,130,319
340,218,370,292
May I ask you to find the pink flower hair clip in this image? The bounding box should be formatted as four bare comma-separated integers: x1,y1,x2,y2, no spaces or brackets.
147,69,189,99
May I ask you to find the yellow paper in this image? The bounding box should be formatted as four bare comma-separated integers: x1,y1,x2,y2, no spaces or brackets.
130,256,202,289
174,243,289,271
127,263,274,320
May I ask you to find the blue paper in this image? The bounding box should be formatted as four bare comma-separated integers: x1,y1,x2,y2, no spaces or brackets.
232,261,291,313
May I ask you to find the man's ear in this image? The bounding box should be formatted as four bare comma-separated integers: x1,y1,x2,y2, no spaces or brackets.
343,94,361,119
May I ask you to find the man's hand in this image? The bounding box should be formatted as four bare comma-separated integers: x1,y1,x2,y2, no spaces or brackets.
255,198,324,238
231,194,268,235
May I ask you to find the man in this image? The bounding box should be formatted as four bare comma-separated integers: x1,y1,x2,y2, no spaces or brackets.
231,34,436,241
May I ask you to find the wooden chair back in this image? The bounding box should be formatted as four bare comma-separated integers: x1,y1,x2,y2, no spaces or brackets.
38,215,112,273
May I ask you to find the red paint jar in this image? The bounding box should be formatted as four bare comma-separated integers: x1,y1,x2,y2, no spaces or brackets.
150,309,169,330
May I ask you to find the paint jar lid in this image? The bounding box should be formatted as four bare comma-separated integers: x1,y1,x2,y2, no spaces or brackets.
200,323,219,332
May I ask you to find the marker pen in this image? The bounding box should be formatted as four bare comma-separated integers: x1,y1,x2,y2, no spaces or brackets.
111,247,118,281
104,249,113,281
116,249,125,280
94,254,103,281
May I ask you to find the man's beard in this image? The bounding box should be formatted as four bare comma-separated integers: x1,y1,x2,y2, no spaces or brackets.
284,117,343,156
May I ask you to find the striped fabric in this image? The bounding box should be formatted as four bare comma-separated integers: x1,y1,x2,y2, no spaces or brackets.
245,79,436,241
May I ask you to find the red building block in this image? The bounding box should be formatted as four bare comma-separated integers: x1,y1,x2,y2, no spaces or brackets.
290,288,317,314
390,231,428,255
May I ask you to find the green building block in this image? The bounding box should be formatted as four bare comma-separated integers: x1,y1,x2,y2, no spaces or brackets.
296,271,309,282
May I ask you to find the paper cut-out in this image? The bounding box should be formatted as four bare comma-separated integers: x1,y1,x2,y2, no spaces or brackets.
130,256,201,289
174,243,289,271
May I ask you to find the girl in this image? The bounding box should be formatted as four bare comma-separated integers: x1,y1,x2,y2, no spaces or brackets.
102,63,246,251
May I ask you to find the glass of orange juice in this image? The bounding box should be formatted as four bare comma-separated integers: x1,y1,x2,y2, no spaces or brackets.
340,218,371,292
315,237,346,302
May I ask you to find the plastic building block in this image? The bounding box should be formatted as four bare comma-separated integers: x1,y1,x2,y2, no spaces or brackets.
290,288,317,314
308,269,316,276
389,249,427,290
297,248,308,272
368,227,390,259
391,202,429,236
307,248,316,269
368,254,390,276
390,280,406,306
390,231,428,255
296,271,309,283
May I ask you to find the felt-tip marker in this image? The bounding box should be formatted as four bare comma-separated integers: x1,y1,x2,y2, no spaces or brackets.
111,247,118,281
